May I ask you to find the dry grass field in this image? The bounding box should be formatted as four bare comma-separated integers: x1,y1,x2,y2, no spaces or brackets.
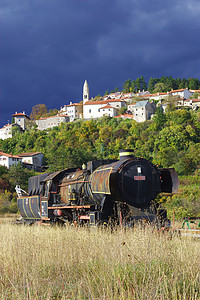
0,223,199,300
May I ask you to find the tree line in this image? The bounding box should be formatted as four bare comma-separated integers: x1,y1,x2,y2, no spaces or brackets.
107,76,200,94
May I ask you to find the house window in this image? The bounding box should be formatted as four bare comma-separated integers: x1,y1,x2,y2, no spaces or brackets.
103,109,105,111
89,109,91,113
98,109,100,112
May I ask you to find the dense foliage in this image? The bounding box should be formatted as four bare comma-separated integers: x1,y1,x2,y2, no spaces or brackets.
1,109,200,174
119,76,200,94
0,108,200,218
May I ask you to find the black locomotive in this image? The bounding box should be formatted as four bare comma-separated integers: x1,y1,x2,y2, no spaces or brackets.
17,150,179,227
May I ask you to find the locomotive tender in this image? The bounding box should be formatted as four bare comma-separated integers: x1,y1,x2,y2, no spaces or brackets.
17,150,179,227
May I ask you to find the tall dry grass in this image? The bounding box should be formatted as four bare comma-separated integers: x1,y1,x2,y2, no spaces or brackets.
0,224,199,299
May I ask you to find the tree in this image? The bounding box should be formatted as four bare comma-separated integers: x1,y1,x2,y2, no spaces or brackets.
153,83,166,93
114,86,119,92
188,78,199,90
30,104,48,120
118,107,127,115
148,77,158,93
153,106,166,130
135,77,141,92
123,79,131,93
140,76,147,91
131,80,136,92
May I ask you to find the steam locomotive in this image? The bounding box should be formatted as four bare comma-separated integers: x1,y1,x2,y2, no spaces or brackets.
17,150,179,227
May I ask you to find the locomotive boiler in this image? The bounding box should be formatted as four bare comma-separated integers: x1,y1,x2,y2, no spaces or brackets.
17,150,179,227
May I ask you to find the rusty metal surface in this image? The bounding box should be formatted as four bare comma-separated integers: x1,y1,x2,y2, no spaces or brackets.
60,170,85,204
90,166,113,194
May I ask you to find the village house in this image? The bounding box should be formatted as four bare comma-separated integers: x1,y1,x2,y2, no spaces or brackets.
182,99,200,110
133,100,156,122
12,111,30,130
0,123,22,140
18,152,44,171
99,104,118,117
169,88,191,99
83,99,126,119
60,102,83,121
35,114,69,130
0,151,22,169
103,92,121,100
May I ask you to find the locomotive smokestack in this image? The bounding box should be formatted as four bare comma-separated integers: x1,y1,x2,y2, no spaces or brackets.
119,149,134,160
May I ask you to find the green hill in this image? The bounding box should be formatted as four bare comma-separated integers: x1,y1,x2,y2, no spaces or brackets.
0,108,200,218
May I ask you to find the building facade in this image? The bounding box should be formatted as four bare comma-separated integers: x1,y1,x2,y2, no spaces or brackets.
0,123,21,140
133,100,156,122
36,115,69,130
12,112,30,130
0,151,22,169
18,152,44,170
60,102,83,121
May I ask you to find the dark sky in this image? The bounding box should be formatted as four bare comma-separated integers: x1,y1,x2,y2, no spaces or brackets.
0,0,200,127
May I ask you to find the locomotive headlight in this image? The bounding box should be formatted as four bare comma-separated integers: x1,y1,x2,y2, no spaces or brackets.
137,167,142,174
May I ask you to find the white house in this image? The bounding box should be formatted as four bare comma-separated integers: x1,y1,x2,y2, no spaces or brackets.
182,99,200,110
18,152,44,170
12,111,30,130
0,123,21,140
99,104,118,117
36,114,69,130
60,102,83,122
0,151,22,169
169,88,191,99
83,99,126,119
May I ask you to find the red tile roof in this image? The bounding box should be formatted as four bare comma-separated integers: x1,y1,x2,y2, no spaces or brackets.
65,103,82,107
169,89,188,93
190,90,200,93
18,152,42,157
84,99,125,105
114,114,134,119
12,112,29,118
0,151,21,159
100,104,116,109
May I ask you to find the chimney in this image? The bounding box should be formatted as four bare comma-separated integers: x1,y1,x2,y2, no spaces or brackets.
119,149,134,160
70,102,72,105
23,111,25,114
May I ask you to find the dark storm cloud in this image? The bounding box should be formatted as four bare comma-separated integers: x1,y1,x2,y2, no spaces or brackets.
0,0,200,127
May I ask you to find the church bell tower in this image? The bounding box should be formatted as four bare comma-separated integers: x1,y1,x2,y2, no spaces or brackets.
83,80,89,104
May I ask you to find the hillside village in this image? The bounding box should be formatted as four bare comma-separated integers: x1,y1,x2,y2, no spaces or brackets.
1,80,200,141
0,80,200,170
